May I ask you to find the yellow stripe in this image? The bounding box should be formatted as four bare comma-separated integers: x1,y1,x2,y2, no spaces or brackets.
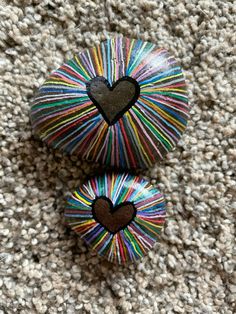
153,88,187,93
90,123,107,159
125,230,143,257
141,73,184,88
126,112,152,166
74,191,92,205
72,219,94,228
111,173,115,198
97,44,104,76
41,107,94,136
74,55,91,80
93,232,108,249
92,47,102,76
134,105,174,146
137,217,163,228
142,98,185,130
45,80,78,88
85,122,107,157
136,219,163,234
126,39,135,69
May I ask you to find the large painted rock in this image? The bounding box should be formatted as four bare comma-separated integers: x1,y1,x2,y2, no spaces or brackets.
31,37,189,169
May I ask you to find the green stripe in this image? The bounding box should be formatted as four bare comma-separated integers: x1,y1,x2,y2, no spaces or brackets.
32,97,89,109
133,106,172,149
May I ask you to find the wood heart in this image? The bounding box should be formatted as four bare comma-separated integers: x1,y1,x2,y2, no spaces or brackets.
86,76,140,125
92,196,137,233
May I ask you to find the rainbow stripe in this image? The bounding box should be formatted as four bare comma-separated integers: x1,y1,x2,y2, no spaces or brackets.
31,37,189,168
65,173,166,264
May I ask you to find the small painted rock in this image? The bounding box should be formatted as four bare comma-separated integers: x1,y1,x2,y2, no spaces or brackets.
31,37,189,169
64,173,166,264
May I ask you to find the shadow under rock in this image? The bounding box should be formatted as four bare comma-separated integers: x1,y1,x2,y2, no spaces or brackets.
62,223,140,279
17,134,103,192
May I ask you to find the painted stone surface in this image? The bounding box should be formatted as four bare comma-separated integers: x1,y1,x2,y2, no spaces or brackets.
64,173,166,264
31,37,189,169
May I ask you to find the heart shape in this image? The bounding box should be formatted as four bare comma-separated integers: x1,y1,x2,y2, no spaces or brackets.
92,196,137,233
86,76,140,125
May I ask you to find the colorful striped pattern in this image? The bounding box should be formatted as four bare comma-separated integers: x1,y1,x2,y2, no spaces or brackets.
31,37,189,168
65,173,166,264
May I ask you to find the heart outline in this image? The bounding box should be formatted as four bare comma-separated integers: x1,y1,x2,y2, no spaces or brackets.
86,76,140,125
91,196,137,234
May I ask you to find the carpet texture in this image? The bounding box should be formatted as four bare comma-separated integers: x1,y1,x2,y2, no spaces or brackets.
0,0,235,313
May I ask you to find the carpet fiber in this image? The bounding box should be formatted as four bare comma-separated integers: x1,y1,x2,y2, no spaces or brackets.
0,0,235,313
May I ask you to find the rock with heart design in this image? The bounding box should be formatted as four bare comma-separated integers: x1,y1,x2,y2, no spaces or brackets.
65,173,166,264
31,37,189,169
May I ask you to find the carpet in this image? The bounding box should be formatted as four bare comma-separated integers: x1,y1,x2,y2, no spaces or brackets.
0,0,235,313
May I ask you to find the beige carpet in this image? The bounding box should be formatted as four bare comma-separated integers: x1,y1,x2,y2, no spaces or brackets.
0,0,235,313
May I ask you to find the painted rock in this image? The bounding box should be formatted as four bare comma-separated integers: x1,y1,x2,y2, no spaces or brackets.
64,173,166,264
31,37,189,169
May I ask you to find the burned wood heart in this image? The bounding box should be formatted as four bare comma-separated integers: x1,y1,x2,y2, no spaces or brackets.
92,196,137,233
86,76,140,125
